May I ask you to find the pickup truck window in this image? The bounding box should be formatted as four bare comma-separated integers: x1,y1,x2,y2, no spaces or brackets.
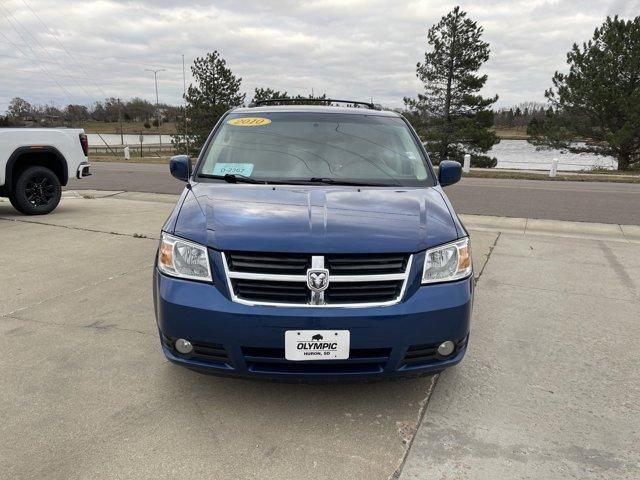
198,112,433,187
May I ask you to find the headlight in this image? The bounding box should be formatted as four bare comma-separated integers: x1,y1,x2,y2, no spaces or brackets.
422,237,472,284
157,232,212,282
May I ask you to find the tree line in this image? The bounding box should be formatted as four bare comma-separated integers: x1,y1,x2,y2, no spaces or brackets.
1,96,183,127
2,9,638,170
493,103,549,129
0,95,551,130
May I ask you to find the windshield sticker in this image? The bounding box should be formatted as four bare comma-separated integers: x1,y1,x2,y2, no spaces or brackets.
227,117,271,127
212,163,254,176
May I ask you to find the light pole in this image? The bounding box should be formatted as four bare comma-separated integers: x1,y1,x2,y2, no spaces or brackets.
146,68,166,152
118,99,124,146
182,54,190,157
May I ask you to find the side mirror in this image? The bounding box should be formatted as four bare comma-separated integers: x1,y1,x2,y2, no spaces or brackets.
170,155,191,182
438,160,462,187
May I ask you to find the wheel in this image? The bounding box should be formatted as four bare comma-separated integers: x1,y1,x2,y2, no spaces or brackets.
9,166,62,215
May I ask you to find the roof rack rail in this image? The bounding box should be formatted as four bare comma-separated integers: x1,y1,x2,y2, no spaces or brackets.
249,98,379,110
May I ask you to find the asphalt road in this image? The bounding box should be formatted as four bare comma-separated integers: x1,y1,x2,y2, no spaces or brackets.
67,162,640,225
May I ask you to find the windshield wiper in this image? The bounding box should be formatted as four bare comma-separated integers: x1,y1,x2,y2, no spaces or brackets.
198,173,399,187
199,173,267,184
307,177,400,187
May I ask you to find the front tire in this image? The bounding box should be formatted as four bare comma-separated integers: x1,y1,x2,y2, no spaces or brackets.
9,166,62,215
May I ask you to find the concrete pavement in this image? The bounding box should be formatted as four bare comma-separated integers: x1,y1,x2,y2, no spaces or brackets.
66,162,640,225
400,232,640,480
1,193,638,479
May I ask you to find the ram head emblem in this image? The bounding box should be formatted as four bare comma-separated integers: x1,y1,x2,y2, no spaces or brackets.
307,269,329,292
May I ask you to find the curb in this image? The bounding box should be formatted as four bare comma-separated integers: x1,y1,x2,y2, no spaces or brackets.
459,214,640,244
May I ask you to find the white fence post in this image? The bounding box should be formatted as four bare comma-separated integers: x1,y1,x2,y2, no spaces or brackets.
124,145,130,161
463,154,471,173
550,158,558,177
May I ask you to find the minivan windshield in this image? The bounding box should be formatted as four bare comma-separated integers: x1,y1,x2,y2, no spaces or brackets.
197,112,433,186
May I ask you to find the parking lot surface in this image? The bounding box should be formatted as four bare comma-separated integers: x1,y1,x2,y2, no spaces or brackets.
1,193,638,479
400,233,640,479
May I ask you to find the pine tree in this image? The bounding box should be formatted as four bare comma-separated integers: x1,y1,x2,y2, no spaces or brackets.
252,89,329,105
404,6,499,167
528,15,640,171
252,88,289,103
173,51,245,154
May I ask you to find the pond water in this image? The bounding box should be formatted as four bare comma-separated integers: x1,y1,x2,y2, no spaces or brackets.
489,140,616,171
88,135,617,171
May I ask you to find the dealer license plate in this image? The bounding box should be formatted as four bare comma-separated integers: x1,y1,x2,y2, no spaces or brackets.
285,330,350,361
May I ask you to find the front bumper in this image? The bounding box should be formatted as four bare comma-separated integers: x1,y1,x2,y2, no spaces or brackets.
76,162,91,179
153,253,473,380
154,276,473,380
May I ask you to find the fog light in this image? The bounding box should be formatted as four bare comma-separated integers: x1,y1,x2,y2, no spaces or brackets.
437,340,455,356
175,338,193,354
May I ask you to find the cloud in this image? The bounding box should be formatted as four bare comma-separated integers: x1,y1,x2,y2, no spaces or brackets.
0,0,633,111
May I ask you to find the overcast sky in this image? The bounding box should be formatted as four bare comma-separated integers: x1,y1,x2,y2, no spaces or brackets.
1,0,638,112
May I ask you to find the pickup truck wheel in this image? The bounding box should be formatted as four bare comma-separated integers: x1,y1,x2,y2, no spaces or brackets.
9,166,62,215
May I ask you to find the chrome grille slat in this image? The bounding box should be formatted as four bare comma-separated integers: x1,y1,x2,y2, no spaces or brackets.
223,252,412,308
226,271,407,282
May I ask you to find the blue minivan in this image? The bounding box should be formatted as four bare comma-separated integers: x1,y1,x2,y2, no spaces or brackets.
153,100,473,380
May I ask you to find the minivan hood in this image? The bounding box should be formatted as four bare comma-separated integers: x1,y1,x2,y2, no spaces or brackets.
172,183,461,253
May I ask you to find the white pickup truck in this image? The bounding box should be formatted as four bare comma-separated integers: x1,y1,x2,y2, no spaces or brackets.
0,128,91,214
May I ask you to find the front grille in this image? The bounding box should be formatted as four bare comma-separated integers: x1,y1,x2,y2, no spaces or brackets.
325,280,403,304
231,279,311,303
224,252,412,307
326,254,408,275
242,346,391,359
403,344,439,364
227,252,310,275
242,345,391,375
192,341,230,362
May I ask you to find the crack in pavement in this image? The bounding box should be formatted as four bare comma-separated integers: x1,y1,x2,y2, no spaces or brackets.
598,241,639,301
79,191,126,199
0,216,158,240
1,263,153,319
2,314,154,337
391,374,437,479
475,232,501,284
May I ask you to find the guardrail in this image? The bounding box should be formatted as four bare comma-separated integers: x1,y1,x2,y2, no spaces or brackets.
495,158,616,175
453,154,616,175
89,144,176,156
